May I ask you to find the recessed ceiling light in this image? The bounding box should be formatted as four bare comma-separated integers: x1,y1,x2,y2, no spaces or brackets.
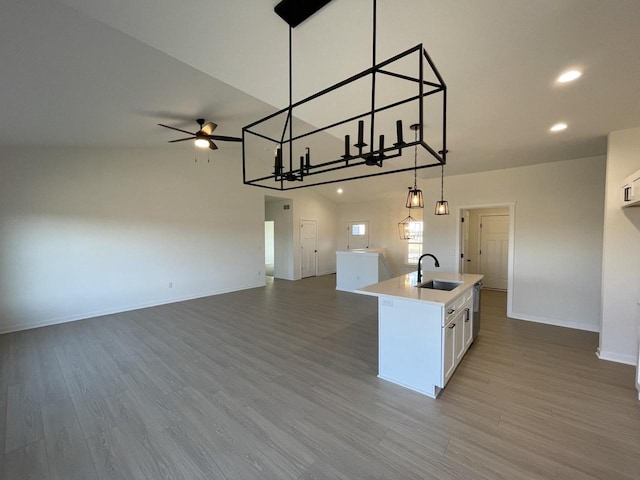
556,70,582,83
550,122,568,132
337,188,343,194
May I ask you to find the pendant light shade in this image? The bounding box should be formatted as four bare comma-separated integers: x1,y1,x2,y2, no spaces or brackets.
405,124,424,209
406,187,424,208
398,214,420,240
434,162,450,215
434,200,449,215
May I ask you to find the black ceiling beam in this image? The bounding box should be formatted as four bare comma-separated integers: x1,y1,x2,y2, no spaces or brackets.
274,0,333,28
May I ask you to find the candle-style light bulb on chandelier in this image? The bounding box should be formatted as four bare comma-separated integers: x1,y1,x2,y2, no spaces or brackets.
405,124,424,208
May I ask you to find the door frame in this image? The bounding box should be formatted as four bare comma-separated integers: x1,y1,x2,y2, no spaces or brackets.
455,203,516,317
300,219,318,278
459,209,470,273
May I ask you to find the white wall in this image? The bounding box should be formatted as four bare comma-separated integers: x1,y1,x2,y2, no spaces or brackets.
600,127,640,364
338,156,606,332
0,146,266,333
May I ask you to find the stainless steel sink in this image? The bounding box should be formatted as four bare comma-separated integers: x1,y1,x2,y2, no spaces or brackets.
419,280,463,291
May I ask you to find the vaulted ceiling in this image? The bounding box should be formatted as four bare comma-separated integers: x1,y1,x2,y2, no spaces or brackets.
2,0,639,201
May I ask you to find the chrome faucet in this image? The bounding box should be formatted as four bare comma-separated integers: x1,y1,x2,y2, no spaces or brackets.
417,253,440,284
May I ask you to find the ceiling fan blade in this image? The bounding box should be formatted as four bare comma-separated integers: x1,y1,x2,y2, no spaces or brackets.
200,122,217,135
168,137,194,143
158,123,196,136
209,135,242,142
209,140,219,150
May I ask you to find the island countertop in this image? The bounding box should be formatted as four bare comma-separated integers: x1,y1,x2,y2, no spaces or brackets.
356,271,483,306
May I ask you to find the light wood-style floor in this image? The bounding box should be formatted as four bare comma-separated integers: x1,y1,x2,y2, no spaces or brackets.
1,275,638,479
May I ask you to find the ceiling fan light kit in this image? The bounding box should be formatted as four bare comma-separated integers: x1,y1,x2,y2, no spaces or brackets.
241,0,448,191
194,136,210,149
159,118,241,151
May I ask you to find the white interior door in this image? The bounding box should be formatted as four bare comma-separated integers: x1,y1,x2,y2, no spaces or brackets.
479,215,509,289
348,221,369,250
300,220,317,278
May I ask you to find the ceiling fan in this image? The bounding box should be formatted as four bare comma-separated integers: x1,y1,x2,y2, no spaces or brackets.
158,118,242,150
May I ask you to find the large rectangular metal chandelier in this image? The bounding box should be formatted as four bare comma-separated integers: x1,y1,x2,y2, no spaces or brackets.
242,1,447,191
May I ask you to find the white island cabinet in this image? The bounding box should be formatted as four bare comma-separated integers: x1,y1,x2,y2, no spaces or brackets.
357,272,482,398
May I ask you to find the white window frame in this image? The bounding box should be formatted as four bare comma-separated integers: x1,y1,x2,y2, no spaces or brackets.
406,221,423,265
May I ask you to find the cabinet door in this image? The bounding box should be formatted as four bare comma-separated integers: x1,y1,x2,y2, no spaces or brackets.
442,320,457,384
455,309,465,363
463,307,473,350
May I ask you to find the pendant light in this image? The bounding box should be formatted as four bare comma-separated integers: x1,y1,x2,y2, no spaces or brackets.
398,213,419,240
405,124,424,208
434,162,449,215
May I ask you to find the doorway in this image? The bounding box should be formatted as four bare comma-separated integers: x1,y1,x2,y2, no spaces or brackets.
300,219,318,278
265,196,294,280
264,221,275,277
458,204,515,312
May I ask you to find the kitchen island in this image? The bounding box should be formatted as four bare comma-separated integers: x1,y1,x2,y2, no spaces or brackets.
357,271,483,398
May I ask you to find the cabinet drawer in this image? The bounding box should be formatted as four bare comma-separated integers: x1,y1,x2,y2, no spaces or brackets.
445,304,457,323
445,295,465,324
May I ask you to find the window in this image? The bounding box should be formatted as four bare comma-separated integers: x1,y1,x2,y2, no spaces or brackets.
406,221,423,265
348,221,369,250
351,223,366,236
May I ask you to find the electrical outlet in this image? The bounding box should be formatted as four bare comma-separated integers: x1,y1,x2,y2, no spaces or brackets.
381,298,393,307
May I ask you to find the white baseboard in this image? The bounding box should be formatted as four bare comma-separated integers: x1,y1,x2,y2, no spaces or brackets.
0,282,265,335
318,270,336,276
377,374,438,399
507,310,600,333
596,349,636,366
